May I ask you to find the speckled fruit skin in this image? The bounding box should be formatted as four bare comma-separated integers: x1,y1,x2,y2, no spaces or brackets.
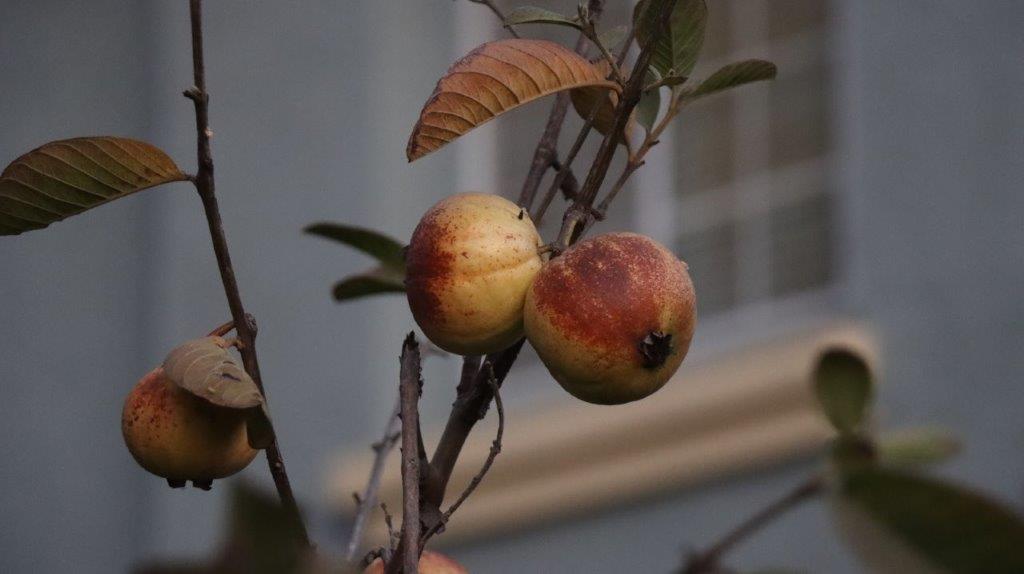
121,367,258,484
524,232,697,405
363,550,468,574
406,192,543,355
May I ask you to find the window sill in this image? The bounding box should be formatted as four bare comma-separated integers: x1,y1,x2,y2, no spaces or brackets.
326,320,876,544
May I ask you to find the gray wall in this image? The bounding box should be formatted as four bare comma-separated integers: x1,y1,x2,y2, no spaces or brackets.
1,1,1022,573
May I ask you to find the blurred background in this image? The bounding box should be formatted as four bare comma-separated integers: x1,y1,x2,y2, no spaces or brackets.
1,1,1022,572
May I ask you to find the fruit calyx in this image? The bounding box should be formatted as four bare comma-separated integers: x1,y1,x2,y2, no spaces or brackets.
638,330,673,369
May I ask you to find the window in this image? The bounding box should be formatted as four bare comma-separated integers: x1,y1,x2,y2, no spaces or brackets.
664,0,835,318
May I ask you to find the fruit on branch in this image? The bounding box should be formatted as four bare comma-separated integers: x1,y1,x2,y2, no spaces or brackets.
121,367,258,489
406,193,543,355
524,232,696,404
363,550,468,574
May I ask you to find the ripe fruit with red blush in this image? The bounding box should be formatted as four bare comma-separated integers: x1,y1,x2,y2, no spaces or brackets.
405,192,543,355
121,367,258,489
363,550,468,574
524,232,697,405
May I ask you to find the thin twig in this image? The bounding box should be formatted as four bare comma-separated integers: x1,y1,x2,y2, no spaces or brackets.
588,85,688,228
518,92,573,211
382,503,397,558
386,333,423,574
550,157,581,200
515,9,596,211
421,365,505,544
554,0,680,252
465,0,520,38
532,105,600,224
578,4,624,86
206,319,235,337
423,339,524,514
533,26,636,225
184,0,309,546
347,396,402,562
681,477,825,574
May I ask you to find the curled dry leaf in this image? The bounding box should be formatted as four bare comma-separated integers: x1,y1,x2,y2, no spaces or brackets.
163,336,264,409
406,39,618,162
0,137,187,236
163,336,274,449
569,59,636,141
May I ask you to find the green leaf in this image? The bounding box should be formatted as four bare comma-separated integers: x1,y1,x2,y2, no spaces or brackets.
332,266,405,302
634,0,707,79
813,347,873,434
597,25,630,51
838,467,1024,574
636,86,662,133
683,59,778,101
306,222,407,303
0,137,187,236
505,6,581,29
877,427,961,469
304,222,405,268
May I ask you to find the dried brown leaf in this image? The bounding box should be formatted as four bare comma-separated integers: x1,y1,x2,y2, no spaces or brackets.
163,336,264,409
406,39,617,162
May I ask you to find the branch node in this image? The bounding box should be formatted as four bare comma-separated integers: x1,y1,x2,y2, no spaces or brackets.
183,86,206,102
244,313,258,336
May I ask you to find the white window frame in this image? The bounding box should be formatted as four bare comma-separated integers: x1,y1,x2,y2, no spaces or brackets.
635,0,841,349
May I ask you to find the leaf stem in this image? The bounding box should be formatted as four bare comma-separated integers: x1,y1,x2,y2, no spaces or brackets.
347,396,402,562
185,0,308,547
680,476,825,574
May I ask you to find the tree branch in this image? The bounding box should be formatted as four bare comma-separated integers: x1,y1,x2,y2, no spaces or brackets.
516,30,591,211
533,26,635,226
421,365,505,544
387,333,424,574
423,338,524,514
184,0,308,546
554,0,680,252
681,476,825,574
347,396,402,562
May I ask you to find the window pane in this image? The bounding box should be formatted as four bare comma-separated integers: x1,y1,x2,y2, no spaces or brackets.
678,221,738,316
768,64,831,168
769,192,833,296
768,0,827,41
702,0,732,61
675,95,735,193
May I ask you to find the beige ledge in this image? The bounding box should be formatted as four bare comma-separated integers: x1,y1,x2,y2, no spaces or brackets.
327,320,877,545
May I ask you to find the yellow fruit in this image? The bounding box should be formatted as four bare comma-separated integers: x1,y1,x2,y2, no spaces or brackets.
121,367,258,489
406,193,543,355
524,232,696,405
363,550,468,574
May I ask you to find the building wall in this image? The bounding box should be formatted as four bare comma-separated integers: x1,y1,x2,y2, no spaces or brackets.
1,1,1022,573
